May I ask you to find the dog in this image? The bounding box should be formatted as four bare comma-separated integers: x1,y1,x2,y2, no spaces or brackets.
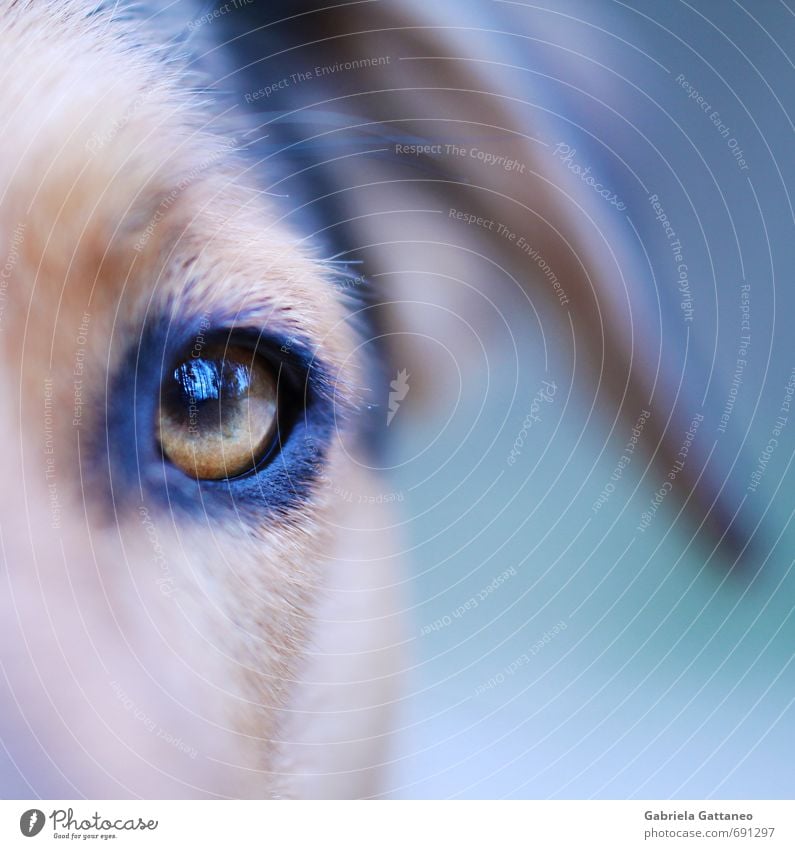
0,0,767,799
0,0,411,800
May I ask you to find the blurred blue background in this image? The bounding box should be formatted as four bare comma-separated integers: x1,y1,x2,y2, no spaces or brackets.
368,0,795,798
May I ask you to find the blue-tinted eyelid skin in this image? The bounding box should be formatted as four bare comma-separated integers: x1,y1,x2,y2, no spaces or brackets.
99,314,341,524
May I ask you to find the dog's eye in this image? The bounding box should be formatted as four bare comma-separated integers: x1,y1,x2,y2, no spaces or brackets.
157,344,279,480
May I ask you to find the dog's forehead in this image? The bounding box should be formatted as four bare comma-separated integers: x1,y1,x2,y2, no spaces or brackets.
0,2,349,379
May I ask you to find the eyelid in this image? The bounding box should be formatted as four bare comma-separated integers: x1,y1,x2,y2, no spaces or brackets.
100,315,343,522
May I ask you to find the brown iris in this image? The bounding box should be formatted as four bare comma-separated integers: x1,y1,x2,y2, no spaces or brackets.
158,343,278,480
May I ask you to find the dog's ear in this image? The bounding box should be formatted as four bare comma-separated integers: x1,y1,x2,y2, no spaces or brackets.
203,0,748,555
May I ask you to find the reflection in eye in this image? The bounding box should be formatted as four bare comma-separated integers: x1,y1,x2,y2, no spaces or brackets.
158,343,279,480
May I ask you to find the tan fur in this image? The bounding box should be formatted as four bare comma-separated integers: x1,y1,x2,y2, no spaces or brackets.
0,0,400,798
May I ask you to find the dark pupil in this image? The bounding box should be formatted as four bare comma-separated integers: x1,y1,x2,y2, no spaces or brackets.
166,357,250,424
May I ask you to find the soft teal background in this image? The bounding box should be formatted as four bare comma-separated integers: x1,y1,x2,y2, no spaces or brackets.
379,0,795,799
